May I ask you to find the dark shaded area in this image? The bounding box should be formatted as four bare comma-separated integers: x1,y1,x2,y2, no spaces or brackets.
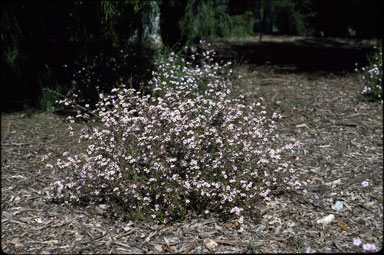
309,0,383,38
1,1,78,112
1,0,382,112
159,0,187,47
213,37,380,74
1,1,156,113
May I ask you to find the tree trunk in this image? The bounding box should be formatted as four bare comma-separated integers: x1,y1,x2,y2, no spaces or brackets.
263,0,272,34
253,0,262,33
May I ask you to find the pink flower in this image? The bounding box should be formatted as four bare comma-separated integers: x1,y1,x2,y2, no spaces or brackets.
362,243,376,252
362,180,369,187
305,247,316,253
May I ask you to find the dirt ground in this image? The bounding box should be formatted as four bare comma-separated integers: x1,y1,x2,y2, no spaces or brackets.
1,36,383,253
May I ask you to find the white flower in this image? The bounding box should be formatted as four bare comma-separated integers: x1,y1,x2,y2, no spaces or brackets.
353,237,362,246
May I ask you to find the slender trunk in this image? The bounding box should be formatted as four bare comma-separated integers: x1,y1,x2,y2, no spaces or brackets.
253,0,263,33
263,0,272,34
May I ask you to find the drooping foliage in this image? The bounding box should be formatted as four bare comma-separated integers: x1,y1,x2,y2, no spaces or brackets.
179,0,232,46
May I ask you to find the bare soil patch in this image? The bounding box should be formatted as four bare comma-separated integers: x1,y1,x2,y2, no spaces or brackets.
2,37,383,253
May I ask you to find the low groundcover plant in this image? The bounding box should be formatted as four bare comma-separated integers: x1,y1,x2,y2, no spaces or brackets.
45,45,305,226
356,44,383,102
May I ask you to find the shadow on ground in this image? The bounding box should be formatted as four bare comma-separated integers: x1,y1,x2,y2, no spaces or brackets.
212,36,380,74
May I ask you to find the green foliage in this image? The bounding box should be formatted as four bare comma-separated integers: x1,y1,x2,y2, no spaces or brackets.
39,85,66,111
357,44,383,102
178,0,255,45
1,3,23,111
271,0,316,36
228,11,254,38
100,1,137,48
179,0,232,45
101,0,162,48
100,1,119,46
1,3,21,72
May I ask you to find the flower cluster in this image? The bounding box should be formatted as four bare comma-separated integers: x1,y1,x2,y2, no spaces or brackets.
353,237,377,252
356,44,382,102
149,41,232,99
47,45,304,224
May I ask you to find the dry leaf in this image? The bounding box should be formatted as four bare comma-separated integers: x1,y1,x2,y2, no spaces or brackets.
162,243,175,253
214,239,249,247
163,237,170,246
262,248,275,253
163,236,175,252
296,123,308,128
337,221,350,232
317,214,335,224
148,242,163,252
204,239,218,251
58,227,66,236
10,237,23,249
123,226,131,232
224,222,238,229
15,243,24,249
10,237,20,245
144,231,157,242
360,229,373,238
184,240,198,253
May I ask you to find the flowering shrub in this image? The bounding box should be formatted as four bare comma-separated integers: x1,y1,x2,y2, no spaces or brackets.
356,44,382,102
46,45,304,224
